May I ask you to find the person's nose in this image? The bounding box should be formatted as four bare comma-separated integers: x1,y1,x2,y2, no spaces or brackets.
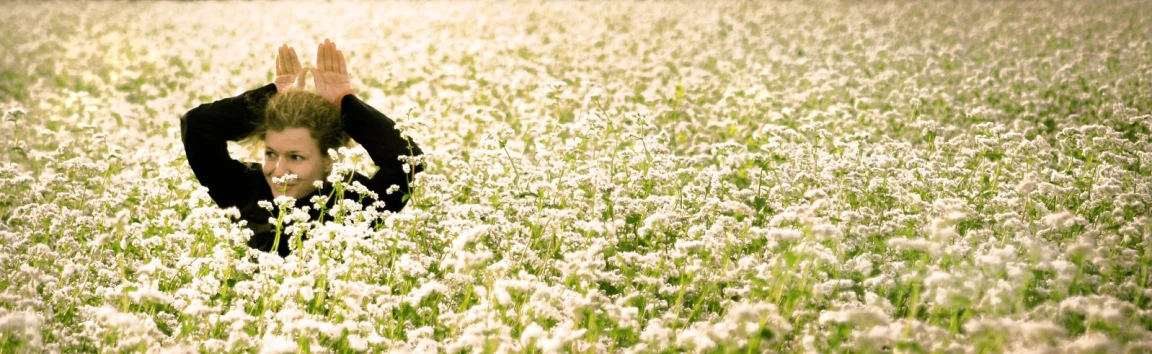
271,156,290,178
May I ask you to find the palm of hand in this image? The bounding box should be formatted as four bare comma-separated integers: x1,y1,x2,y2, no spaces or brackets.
315,71,350,96
274,45,304,92
274,73,299,92
312,39,353,104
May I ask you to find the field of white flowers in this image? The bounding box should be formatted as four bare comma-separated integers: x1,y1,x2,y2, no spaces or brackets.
2,1,1152,352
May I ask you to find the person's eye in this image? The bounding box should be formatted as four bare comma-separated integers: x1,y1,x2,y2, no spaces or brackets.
291,155,304,161
265,151,276,158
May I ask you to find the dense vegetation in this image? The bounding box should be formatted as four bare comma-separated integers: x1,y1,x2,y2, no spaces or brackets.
2,1,1151,352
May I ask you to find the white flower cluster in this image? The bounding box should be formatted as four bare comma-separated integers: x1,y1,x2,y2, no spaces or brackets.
1,0,1151,352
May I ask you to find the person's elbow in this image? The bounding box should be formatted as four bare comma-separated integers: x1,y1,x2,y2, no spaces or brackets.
179,104,211,144
372,167,417,213
403,140,426,174
378,184,410,213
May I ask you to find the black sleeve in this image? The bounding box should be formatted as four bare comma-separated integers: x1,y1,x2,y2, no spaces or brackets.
180,84,277,208
338,94,424,212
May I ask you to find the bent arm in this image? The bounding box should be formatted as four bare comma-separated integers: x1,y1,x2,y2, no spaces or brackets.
339,94,424,212
180,84,277,208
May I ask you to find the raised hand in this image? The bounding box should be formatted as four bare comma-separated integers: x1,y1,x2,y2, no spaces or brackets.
310,38,354,105
274,44,307,92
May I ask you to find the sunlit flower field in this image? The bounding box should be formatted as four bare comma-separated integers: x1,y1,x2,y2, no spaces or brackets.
2,1,1152,352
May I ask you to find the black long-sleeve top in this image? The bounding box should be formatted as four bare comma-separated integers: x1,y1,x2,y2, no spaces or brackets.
180,83,423,257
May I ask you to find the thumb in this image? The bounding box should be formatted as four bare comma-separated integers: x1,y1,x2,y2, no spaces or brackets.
310,67,325,89
295,68,309,89
309,67,322,80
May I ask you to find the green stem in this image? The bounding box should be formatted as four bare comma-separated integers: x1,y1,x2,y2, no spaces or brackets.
501,145,522,188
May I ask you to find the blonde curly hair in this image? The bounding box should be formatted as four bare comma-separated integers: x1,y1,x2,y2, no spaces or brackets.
246,89,351,156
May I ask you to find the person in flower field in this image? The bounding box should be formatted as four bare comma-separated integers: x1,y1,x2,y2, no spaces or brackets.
181,39,423,257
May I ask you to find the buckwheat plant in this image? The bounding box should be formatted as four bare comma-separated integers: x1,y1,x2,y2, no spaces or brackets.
2,1,1151,353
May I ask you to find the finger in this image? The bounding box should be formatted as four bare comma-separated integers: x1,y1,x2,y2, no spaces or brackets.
283,46,291,73
310,67,323,88
319,42,328,72
338,50,347,76
276,46,284,75
283,45,292,73
283,45,292,72
288,47,301,73
317,42,326,73
323,41,333,73
327,40,336,73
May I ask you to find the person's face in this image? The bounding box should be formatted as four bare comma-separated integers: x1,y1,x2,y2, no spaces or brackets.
263,127,331,200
